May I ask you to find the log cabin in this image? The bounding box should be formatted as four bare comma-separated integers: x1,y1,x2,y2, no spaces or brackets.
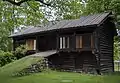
10,12,117,74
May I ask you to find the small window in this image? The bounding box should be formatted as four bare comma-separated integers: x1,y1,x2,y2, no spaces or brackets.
26,39,36,50
76,36,82,48
82,34,91,48
76,34,94,48
59,36,69,49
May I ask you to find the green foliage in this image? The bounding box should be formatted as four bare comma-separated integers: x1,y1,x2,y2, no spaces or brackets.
49,0,84,20
0,1,46,51
83,0,120,25
14,45,28,59
114,36,120,60
0,50,15,67
57,0,84,19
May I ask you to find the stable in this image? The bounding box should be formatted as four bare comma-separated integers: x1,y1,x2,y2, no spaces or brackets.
10,12,117,74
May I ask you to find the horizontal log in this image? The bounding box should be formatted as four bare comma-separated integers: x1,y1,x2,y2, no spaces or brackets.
100,61,112,63
100,64,113,66
100,54,112,56
100,63,113,65
100,52,112,54
100,58,112,60
100,44,112,47
101,68,113,71
100,51,113,53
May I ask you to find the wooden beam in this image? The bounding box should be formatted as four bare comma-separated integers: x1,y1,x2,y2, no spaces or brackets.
91,35,94,48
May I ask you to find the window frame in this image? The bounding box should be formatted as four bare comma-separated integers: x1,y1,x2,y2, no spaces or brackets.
58,33,94,50
26,39,36,50
59,36,70,49
76,33,94,49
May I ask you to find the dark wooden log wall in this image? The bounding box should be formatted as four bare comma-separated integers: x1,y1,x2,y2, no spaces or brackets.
36,34,57,52
49,28,98,73
95,19,115,73
48,19,115,73
75,51,97,73
48,52,76,71
48,51,97,73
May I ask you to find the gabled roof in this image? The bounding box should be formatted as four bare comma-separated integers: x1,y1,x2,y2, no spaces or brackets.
10,12,111,37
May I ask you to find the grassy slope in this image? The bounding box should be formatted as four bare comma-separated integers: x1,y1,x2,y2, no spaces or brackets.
0,56,120,83
0,56,42,83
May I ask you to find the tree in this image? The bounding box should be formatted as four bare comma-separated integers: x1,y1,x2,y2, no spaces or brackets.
3,0,50,6
83,0,120,23
44,0,85,20
114,36,120,60
0,1,48,51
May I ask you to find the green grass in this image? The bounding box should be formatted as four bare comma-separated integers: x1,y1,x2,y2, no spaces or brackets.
0,56,42,83
0,56,120,83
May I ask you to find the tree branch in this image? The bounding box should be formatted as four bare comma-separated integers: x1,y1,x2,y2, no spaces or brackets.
3,0,51,6
35,0,51,6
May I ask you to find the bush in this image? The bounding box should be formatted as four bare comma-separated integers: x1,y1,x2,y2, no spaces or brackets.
14,45,28,59
0,51,15,67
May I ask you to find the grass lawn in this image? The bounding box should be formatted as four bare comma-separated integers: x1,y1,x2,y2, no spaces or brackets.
0,56,120,83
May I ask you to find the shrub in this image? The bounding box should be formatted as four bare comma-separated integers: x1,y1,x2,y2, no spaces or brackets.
0,51,15,67
14,45,28,59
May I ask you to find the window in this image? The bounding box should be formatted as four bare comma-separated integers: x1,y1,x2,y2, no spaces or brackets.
59,37,69,49
76,36,82,48
26,39,36,50
76,34,94,48
82,34,91,48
